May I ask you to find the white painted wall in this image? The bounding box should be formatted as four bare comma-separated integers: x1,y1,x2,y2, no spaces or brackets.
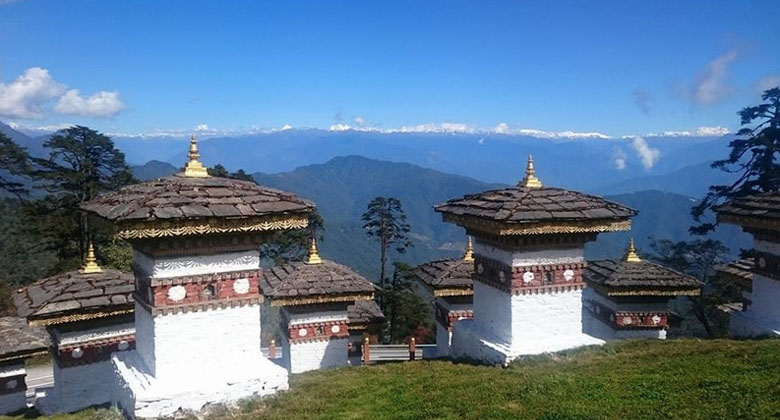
474,242,584,267
0,364,26,415
52,361,114,413
135,303,263,380
134,249,260,279
0,392,26,415
509,289,587,350
751,276,780,324
472,281,512,343
283,338,349,374
435,322,451,357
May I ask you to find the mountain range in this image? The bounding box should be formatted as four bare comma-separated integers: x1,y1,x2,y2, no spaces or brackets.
130,156,749,280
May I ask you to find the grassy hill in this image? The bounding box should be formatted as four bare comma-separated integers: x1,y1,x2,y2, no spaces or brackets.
7,339,778,420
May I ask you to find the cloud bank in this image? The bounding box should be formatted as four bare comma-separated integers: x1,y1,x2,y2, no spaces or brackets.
0,67,124,119
631,136,660,170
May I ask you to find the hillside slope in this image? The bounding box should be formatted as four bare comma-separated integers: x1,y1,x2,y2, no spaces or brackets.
9,339,778,420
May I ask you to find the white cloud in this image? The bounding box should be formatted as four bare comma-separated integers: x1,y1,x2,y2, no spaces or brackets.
353,116,365,126
280,124,293,131
329,123,351,132
755,75,780,92
613,148,627,170
0,67,65,119
688,50,738,106
54,89,124,117
195,123,209,131
631,136,660,170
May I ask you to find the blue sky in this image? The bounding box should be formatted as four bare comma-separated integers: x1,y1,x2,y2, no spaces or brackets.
1,0,779,137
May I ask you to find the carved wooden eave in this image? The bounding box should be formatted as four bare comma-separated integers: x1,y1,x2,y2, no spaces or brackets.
716,213,780,233
271,293,374,307
433,287,473,297
28,308,135,327
587,282,701,297
92,213,309,240
441,213,632,236
0,349,49,363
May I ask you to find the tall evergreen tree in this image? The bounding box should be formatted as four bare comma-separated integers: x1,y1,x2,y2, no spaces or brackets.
29,126,135,266
361,197,413,293
0,132,31,197
692,87,780,234
381,262,432,343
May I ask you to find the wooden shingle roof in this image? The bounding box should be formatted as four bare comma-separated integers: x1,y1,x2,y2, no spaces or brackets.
13,269,135,326
716,191,780,231
347,300,385,327
413,259,473,296
0,317,50,362
80,175,315,239
435,186,636,235
584,260,702,296
261,260,376,306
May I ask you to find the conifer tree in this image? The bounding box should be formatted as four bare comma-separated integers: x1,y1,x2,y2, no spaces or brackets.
361,197,413,293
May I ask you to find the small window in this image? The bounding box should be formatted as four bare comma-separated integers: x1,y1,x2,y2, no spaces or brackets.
544,272,554,286
202,284,216,300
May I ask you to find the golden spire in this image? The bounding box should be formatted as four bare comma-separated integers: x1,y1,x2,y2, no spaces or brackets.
183,134,210,178
463,236,474,262
624,238,641,262
305,237,323,265
520,155,542,188
81,242,103,274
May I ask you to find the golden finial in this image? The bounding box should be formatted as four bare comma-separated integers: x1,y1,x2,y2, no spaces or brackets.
520,155,542,188
183,133,210,178
305,237,323,265
463,236,474,262
81,242,103,274
624,238,641,262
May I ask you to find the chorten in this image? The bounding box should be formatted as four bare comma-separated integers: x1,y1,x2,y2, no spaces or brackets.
261,239,376,373
435,156,637,364
582,240,702,340
716,192,780,337
12,243,135,414
413,237,475,357
80,135,315,418
0,317,49,415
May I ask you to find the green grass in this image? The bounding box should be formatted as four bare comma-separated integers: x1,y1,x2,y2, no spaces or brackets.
3,339,779,420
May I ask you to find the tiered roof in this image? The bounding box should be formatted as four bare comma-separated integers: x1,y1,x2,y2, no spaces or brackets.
584,241,702,296
80,135,314,239
347,300,385,330
413,238,475,297
0,317,50,363
716,191,780,231
715,258,754,290
261,240,375,306
435,157,636,235
13,268,135,327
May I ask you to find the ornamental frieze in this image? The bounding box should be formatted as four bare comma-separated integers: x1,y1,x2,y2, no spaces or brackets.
754,252,780,281
434,304,473,331
584,299,668,330
138,273,261,308
56,335,135,368
288,320,350,343
473,255,585,294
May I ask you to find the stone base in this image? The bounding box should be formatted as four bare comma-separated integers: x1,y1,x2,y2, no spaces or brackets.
0,391,27,415
450,319,604,366
730,310,780,338
112,350,288,419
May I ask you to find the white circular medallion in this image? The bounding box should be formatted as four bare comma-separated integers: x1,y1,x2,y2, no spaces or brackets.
233,278,250,295
6,379,17,389
298,328,308,337
759,257,766,268
167,285,187,302
622,316,633,325
71,348,84,359
563,269,575,282
498,271,506,282
331,325,340,334
117,340,129,351
522,271,535,284
477,263,484,274
651,315,661,325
